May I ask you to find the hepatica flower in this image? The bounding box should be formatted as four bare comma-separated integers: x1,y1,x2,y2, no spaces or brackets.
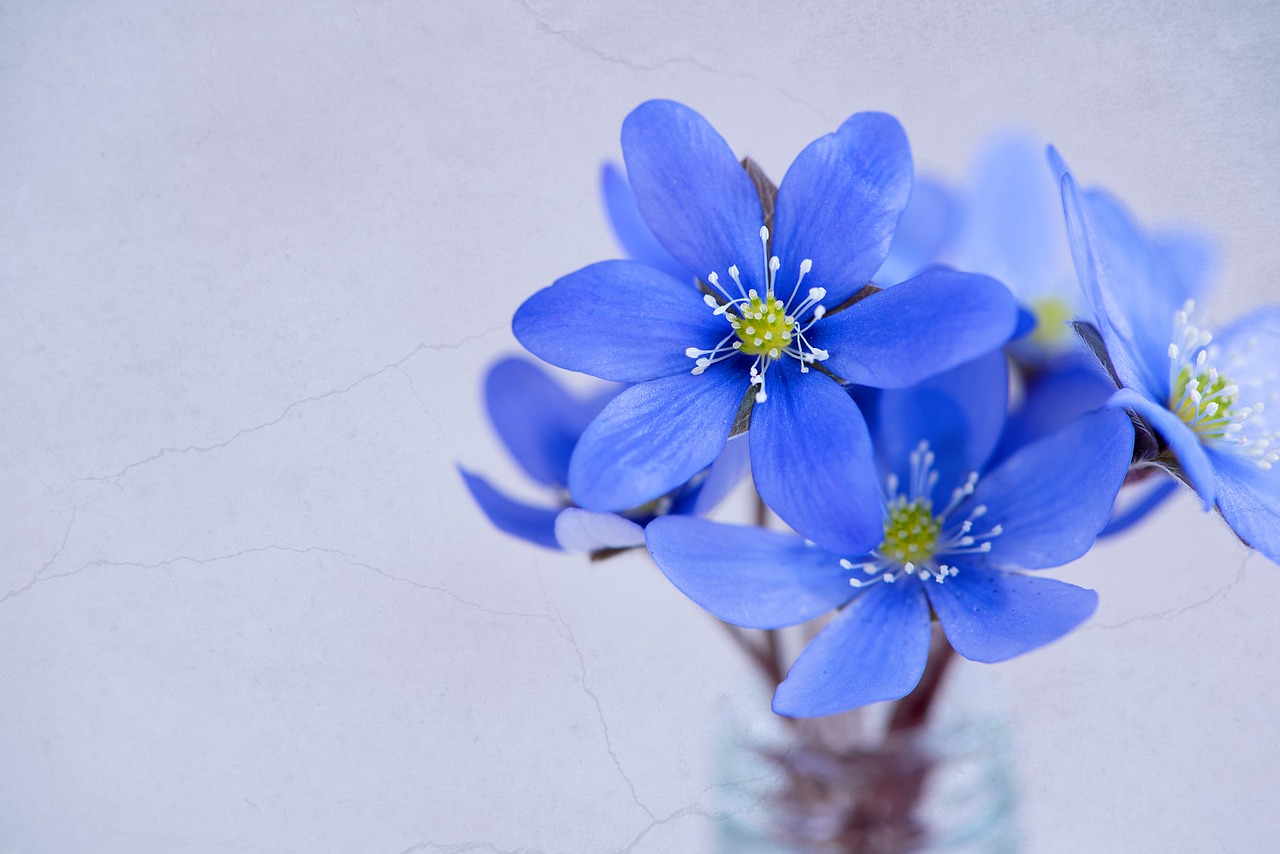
1058,155,1280,563
646,354,1134,715
515,100,1019,555
459,356,746,552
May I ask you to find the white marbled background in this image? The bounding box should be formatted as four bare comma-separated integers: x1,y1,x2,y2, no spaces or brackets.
3,1,1279,851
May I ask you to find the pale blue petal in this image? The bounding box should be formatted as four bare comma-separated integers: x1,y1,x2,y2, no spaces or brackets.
554,508,646,552
485,357,612,488
993,355,1115,465
961,131,1070,300
875,176,964,286
749,362,883,556
927,567,1097,663
568,363,745,511
682,434,750,516
513,260,726,382
1152,225,1218,306
1212,452,1280,565
772,112,913,306
1100,475,1178,538
1108,387,1215,509
644,516,854,630
772,582,931,717
621,100,765,292
600,162,689,281
816,269,1018,389
458,468,561,550
969,407,1134,569
1213,303,1280,394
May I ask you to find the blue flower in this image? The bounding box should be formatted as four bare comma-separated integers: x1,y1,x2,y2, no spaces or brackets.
514,100,1020,556
645,354,1134,716
459,356,747,552
1056,153,1280,563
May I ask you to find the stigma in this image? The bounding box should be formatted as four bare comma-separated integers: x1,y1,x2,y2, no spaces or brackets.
1167,300,1279,469
684,226,829,403
841,441,1003,588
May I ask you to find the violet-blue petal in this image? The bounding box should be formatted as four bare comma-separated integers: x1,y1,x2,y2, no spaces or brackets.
874,350,1008,494
876,176,964,286
485,357,608,488
993,355,1115,465
1108,387,1215,509
1100,476,1178,538
621,100,765,292
772,112,912,307
971,407,1134,569
513,260,723,382
749,363,883,556
458,467,561,551
645,516,854,630
816,269,1018,389
1058,170,1158,399
683,434,750,516
568,363,744,511
772,583,931,717
554,508,646,553
600,162,688,281
927,567,1097,663
1212,453,1280,565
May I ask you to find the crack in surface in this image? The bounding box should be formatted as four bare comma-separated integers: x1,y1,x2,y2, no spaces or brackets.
1091,551,1255,631
394,365,460,456
511,0,836,124
1,542,552,621
57,325,502,493
1,500,97,604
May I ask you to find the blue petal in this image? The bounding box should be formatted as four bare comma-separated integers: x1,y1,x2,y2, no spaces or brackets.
926,567,1097,663
600,162,689,281
772,582,931,717
644,516,853,629
961,131,1070,300
568,363,745,511
816,268,1019,389
874,349,1009,497
1152,225,1218,306
1212,452,1280,565
1058,169,1159,399
970,407,1134,569
993,355,1115,465
749,362,883,556
1108,387,1215,509
1214,303,1280,393
458,467,561,550
875,176,965,286
621,100,765,292
513,260,726,382
1099,475,1178,538
554,508,645,552
771,112,913,307
485,357,613,488
673,433,750,517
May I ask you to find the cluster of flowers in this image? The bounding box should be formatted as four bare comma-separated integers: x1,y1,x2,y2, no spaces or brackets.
461,100,1280,718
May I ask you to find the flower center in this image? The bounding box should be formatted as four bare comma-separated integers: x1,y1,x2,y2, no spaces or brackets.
731,292,794,356
684,226,829,404
1166,300,1279,469
840,442,1003,588
1028,295,1073,348
879,499,941,565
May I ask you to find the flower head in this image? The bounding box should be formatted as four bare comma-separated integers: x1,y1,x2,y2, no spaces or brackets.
645,354,1134,715
1056,153,1280,563
514,100,1020,556
459,356,746,552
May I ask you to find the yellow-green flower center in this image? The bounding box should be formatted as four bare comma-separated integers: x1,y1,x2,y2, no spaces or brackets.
1169,362,1239,440
730,290,794,358
879,498,941,565
1028,296,1073,348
